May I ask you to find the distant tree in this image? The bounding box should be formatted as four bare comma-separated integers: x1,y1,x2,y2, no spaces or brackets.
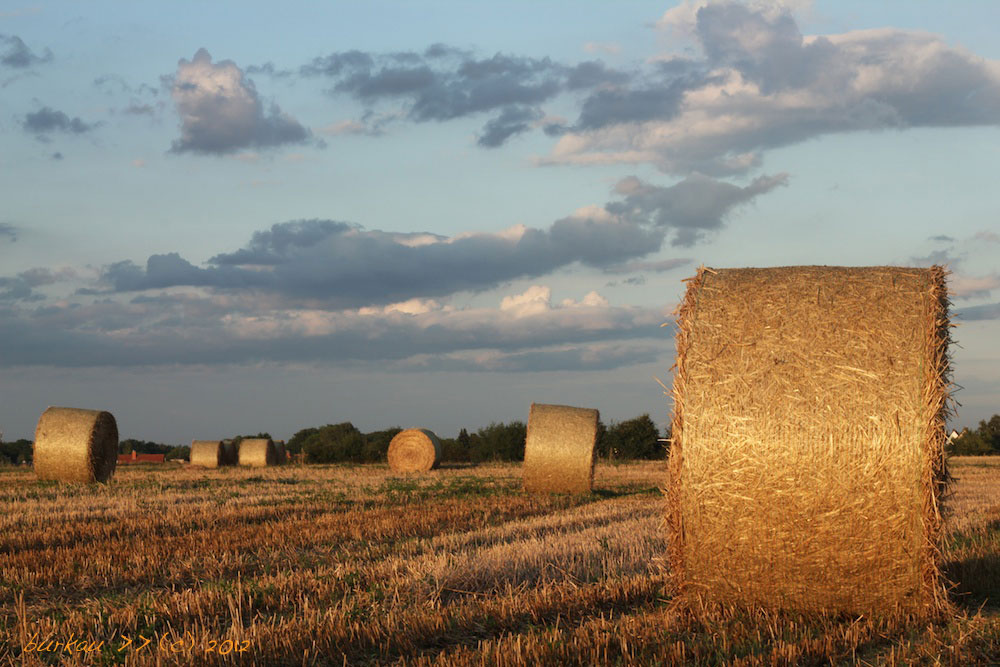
611,414,662,460
302,423,365,463
360,427,403,463
949,429,995,456
0,439,32,464
594,419,609,458
166,445,190,461
469,421,526,462
595,415,662,460
976,415,1000,452
286,428,318,455
119,439,173,456
438,437,465,462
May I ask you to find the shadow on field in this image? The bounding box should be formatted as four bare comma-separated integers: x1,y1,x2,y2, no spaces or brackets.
436,462,480,470
592,486,660,499
944,519,1000,610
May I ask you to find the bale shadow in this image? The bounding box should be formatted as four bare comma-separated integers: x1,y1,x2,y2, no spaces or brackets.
435,462,480,471
944,520,1000,610
592,486,660,499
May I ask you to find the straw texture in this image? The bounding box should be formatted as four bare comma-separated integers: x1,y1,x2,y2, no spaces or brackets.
190,440,226,468
387,429,441,472
523,403,599,493
666,265,951,615
238,438,277,467
33,407,119,483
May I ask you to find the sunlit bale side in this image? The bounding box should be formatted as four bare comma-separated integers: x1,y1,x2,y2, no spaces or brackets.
387,429,441,472
238,438,278,467
666,265,951,615
33,406,119,483
190,440,227,468
523,403,600,493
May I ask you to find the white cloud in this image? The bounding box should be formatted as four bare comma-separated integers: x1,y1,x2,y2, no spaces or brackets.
500,285,552,317
170,48,310,154
551,4,1000,175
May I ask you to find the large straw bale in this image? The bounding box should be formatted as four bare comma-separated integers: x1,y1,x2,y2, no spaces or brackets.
33,406,119,483
523,403,599,493
238,438,277,467
667,265,951,615
387,429,441,472
190,440,226,468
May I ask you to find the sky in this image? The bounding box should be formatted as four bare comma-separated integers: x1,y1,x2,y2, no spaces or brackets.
1,0,999,444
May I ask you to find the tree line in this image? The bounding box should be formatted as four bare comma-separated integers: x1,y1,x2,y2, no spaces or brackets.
286,413,666,464
6,412,999,465
947,415,1000,456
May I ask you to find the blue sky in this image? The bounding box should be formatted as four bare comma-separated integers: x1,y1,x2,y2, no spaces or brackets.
1,1,998,443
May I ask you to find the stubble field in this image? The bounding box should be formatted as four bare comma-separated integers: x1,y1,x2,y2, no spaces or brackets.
1,457,998,665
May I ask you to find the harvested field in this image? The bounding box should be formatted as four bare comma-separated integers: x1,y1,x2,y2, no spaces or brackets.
0,457,997,665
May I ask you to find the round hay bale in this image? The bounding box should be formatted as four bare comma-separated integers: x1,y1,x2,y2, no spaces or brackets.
667,265,951,615
274,440,287,465
190,440,225,468
387,429,441,472
238,438,276,467
522,403,599,493
33,406,119,483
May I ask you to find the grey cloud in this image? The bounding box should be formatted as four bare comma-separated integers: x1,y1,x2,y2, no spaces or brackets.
93,74,159,97
124,102,157,116
603,258,692,275
0,277,34,301
478,105,543,147
548,1,1000,174
694,3,842,94
572,64,713,132
170,48,311,155
303,47,631,146
245,62,295,78
607,173,788,246
0,289,667,368
0,267,74,302
930,235,955,243
0,223,16,242
956,302,1000,321
0,34,51,68
406,341,664,373
22,107,98,136
103,214,663,307
910,249,960,268
51,151,63,160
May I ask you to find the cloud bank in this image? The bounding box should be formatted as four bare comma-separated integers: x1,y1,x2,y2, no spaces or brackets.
546,0,1000,174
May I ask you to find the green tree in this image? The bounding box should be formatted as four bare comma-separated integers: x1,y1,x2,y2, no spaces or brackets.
976,414,1000,452
119,439,172,455
0,439,32,464
595,415,663,460
607,414,662,460
469,421,526,462
302,423,365,463
594,419,609,457
949,429,995,456
361,427,403,463
440,428,471,463
166,445,190,461
286,427,318,455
